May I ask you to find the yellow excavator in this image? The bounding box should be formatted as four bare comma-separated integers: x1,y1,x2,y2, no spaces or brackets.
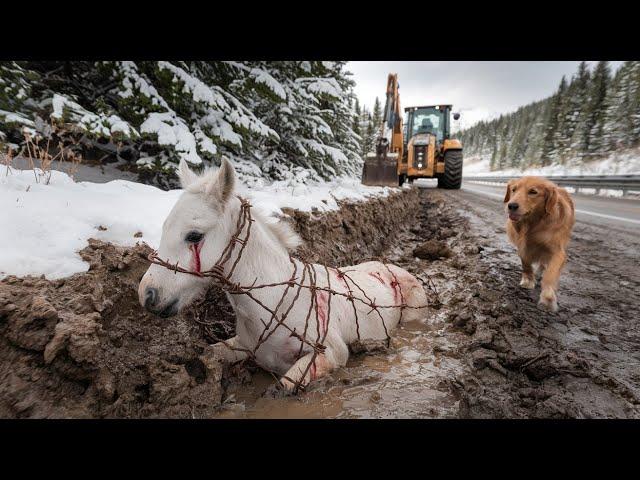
362,73,463,188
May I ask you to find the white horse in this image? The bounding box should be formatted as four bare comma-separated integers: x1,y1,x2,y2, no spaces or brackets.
139,158,428,391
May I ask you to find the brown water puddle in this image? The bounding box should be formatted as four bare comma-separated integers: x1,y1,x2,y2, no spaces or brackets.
214,313,463,419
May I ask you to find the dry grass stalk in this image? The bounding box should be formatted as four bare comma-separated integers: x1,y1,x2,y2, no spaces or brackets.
16,122,83,184
2,145,15,176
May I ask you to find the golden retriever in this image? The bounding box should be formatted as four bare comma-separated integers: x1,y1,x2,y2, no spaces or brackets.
503,176,575,312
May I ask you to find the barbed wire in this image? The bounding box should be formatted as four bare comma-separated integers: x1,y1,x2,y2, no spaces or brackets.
146,195,435,394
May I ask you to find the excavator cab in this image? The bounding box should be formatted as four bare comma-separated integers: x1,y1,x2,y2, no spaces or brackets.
361,74,463,189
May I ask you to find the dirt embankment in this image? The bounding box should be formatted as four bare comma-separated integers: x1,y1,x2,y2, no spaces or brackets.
0,188,420,418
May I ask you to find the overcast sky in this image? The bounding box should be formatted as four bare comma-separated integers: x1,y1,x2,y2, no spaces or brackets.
347,61,624,132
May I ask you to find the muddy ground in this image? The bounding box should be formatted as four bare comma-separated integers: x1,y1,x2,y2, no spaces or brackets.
0,188,421,418
2,185,639,418
212,187,640,419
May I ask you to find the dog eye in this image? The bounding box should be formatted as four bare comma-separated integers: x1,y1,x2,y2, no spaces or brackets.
528,189,537,195
185,231,204,243
511,187,516,192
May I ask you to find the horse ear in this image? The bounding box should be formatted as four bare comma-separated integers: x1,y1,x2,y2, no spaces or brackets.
177,159,198,188
205,156,236,204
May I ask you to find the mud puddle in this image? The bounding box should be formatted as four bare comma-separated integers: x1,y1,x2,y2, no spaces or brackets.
216,317,462,418
213,190,475,419
5,183,637,418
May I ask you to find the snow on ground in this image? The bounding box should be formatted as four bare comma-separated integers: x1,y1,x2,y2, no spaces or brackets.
463,149,640,177
0,168,396,280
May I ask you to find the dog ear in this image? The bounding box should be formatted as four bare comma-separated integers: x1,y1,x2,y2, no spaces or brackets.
503,181,512,203
545,186,558,214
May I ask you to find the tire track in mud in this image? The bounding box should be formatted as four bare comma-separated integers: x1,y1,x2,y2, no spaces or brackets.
447,187,640,418
2,184,638,418
217,188,491,418
225,186,640,419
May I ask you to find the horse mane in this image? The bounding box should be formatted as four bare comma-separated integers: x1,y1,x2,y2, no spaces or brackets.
182,165,302,252
250,207,303,252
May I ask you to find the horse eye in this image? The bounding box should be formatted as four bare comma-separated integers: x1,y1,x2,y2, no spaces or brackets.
185,231,204,243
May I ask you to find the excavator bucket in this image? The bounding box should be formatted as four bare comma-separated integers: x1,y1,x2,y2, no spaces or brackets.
361,153,399,187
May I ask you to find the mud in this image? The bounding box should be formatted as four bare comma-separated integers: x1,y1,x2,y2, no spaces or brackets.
215,187,640,418
0,240,223,418
3,184,639,418
0,188,421,418
450,188,640,418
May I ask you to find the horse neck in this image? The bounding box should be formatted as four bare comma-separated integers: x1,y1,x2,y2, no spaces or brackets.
221,198,293,288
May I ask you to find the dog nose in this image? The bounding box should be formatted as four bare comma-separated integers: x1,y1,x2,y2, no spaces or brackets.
144,287,159,309
508,202,519,211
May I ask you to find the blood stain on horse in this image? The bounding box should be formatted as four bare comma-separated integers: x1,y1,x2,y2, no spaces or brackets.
317,291,328,336
190,242,202,273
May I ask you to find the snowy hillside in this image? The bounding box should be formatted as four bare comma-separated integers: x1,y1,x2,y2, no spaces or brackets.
0,167,395,280
458,61,640,173
464,147,640,176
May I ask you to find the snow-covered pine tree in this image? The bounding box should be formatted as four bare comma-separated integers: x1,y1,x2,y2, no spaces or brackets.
352,97,362,138
628,61,640,145
568,61,592,159
371,96,382,136
602,61,636,151
585,61,611,157
542,76,567,166
0,61,364,185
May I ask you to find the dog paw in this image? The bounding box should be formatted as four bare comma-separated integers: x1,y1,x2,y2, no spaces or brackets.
538,289,558,313
519,276,536,289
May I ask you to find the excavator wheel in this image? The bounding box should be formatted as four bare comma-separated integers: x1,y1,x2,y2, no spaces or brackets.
438,150,463,189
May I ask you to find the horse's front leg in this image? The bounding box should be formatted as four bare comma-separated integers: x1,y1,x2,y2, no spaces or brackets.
279,352,333,392
211,335,250,364
279,336,349,392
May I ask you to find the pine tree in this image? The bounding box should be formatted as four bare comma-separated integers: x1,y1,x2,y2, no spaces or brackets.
0,61,365,182
628,61,640,145
568,61,592,158
542,76,567,166
352,97,362,137
585,60,611,157
371,97,382,137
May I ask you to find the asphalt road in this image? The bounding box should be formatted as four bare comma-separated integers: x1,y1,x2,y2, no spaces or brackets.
460,181,640,233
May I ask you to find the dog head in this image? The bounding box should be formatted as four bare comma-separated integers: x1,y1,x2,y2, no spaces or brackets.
504,176,558,223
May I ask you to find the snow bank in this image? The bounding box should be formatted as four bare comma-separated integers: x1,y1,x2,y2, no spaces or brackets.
0,168,396,280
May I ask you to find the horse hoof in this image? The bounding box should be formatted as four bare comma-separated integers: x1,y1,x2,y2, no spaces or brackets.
262,381,294,399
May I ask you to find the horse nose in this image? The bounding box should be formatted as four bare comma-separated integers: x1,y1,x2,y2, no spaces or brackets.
508,202,519,211
144,287,159,309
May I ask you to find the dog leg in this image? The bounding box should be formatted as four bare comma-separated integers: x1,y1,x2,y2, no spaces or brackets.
519,259,536,289
211,336,250,363
539,251,566,313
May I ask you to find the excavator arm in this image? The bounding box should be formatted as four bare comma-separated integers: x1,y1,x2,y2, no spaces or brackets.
362,73,405,187
380,73,404,159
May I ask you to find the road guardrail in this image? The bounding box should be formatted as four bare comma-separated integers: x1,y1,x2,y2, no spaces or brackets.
463,175,640,196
